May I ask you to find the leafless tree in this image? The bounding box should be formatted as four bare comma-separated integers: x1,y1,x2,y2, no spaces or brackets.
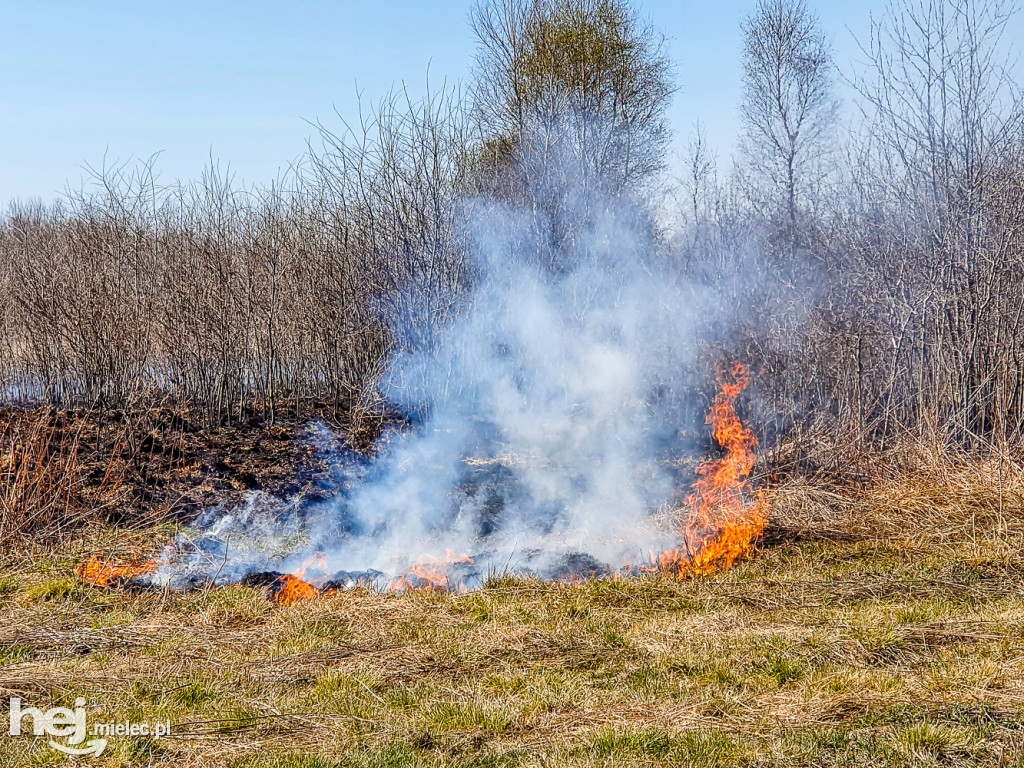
683,122,718,228
738,0,835,244
841,0,1024,444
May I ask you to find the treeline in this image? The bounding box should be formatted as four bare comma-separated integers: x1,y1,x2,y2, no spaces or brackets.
715,0,1024,461
0,0,670,427
2,0,1024,462
0,87,471,426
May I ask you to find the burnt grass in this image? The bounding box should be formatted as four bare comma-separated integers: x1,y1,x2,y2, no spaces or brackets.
0,400,399,536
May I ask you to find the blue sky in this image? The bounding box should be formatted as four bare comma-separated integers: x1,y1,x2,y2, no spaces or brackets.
0,0,1018,203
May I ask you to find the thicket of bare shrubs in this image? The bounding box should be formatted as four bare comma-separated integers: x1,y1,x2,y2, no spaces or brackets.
0,85,470,427
1,0,1023,472
680,0,1024,470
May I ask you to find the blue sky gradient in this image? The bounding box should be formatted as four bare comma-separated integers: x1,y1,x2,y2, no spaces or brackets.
1,0,1019,202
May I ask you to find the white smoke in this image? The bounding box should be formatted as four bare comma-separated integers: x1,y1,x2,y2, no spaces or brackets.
152,179,715,590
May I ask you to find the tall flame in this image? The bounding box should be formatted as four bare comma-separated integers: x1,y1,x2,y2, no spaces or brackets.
657,362,766,576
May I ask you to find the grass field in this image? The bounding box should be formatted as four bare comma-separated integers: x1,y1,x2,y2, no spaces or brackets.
1,450,1023,767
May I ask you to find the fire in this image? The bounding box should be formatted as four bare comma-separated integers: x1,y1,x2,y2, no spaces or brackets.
392,550,474,592
272,552,327,605
77,552,158,588
76,364,766,599
292,552,327,581
274,573,320,605
657,362,767,577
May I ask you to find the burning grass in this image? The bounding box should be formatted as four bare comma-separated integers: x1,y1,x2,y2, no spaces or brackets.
78,550,159,589
9,378,1024,766
655,362,767,578
2,450,1024,767
71,363,769,604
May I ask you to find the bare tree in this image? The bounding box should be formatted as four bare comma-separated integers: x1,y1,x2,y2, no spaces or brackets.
738,0,835,242
683,122,718,228
844,0,1024,443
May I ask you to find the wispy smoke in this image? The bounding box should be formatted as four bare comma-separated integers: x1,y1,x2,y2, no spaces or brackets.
153,178,713,589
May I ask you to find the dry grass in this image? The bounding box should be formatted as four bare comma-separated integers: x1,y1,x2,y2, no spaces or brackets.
0,409,132,547
2,449,1024,766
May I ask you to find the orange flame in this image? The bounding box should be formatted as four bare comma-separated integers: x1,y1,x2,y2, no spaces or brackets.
272,552,328,605
292,552,327,581
657,362,767,577
78,552,158,588
392,550,474,592
274,573,320,605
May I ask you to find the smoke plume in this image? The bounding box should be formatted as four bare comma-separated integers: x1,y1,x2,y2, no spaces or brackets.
151,181,716,590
